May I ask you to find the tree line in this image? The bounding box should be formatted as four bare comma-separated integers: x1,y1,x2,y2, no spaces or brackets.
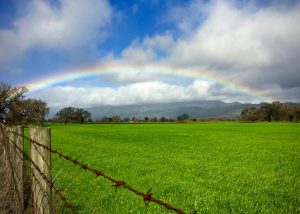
0,82,195,125
0,82,92,125
240,101,300,122
0,82,48,125
94,114,190,123
1,82,300,125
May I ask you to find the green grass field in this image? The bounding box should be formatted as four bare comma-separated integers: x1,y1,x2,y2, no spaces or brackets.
39,123,299,213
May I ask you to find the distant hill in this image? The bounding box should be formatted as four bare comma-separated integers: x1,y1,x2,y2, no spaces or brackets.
48,101,300,120
80,100,256,120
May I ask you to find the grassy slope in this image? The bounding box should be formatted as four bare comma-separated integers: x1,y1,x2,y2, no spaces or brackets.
45,123,300,213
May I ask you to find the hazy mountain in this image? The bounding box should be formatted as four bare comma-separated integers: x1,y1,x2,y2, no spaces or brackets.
77,100,255,120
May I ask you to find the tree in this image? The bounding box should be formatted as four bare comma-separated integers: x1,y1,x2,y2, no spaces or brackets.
239,101,300,122
182,113,190,120
111,115,121,123
0,82,27,123
282,105,300,122
282,105,296,122
177,115,183,121
75,108,92,124
54,107,92,124
101,117,112,123
55,107,76,124
241,107,260,122
160,117,167,122
151,117,157,122
270,101,284,121
7,99,49,125
295,106,300,122
123,117,130,122
260,103,272,122
177,113,190,122
260,102,283,122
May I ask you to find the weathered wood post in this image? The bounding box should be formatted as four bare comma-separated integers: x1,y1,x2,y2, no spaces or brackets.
30,127,52,214
6,126,24,213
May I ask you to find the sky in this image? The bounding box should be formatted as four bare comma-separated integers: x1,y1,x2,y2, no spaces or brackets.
0,0,299,108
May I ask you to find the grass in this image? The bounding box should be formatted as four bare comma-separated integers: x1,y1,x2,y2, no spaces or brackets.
32,123,300,213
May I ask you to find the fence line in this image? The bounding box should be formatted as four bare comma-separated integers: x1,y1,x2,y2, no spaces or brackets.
7,136,77,213
0,124,76,214
30,127,52,214
0,124,24,213
4,127,189,214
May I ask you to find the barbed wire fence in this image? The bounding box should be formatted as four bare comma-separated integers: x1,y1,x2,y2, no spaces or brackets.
0,124,189,214
0,124,24,213
0,124,76,214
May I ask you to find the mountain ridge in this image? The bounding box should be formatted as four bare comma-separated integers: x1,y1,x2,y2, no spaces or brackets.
82,100,256,119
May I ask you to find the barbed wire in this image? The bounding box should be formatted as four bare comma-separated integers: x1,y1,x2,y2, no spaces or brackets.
9,130,188,214
6,135,77,214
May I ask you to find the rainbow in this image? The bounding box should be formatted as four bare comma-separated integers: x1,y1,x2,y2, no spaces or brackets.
25,63,270,102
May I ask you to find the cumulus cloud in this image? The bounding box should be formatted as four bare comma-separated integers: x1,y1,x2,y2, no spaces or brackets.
28,80,257,108
169,3,271,68
120,32,175,64
107,0,300,101
0,0,113,66
102,72,164,84
6,0,300,105
167,1,300,85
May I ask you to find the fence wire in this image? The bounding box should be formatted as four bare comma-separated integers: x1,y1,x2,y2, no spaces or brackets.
2,127,190,214
9,130,188,214
7,134,76,214
0,124,23,213
0,124,76,214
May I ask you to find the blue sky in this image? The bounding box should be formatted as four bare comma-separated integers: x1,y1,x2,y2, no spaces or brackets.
0,0,299,107
0,0,176,84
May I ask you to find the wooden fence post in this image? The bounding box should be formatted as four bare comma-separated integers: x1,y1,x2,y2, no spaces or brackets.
7,126,24,213
30,127,52,214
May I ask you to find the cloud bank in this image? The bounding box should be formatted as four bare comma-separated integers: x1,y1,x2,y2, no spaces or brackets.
28,80,259,108
104,0,300,103
2,0,300,106
0,0,113,66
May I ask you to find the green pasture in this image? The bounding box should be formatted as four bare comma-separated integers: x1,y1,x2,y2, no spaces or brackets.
33,123,300,213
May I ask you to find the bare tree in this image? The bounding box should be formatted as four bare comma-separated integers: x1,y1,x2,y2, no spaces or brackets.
260,102,283,122
0,82,27,123
241,107,260,122
7,99,49,125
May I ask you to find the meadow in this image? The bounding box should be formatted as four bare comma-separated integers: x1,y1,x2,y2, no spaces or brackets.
38,123,299,213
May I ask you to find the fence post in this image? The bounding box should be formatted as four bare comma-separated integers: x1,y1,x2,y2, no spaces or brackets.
7,126,24,213
30,127,52,214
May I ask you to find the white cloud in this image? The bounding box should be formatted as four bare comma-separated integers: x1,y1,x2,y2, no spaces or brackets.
168,0,300,72
0,0,113,66
108,0,300,102
120,32,175,64
28,80,257,108
258,84,300,103
7,0,300,105
121,46,156,64
101,72,163,83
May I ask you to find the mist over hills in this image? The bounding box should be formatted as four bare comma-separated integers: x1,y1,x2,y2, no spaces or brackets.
49,100,256,120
